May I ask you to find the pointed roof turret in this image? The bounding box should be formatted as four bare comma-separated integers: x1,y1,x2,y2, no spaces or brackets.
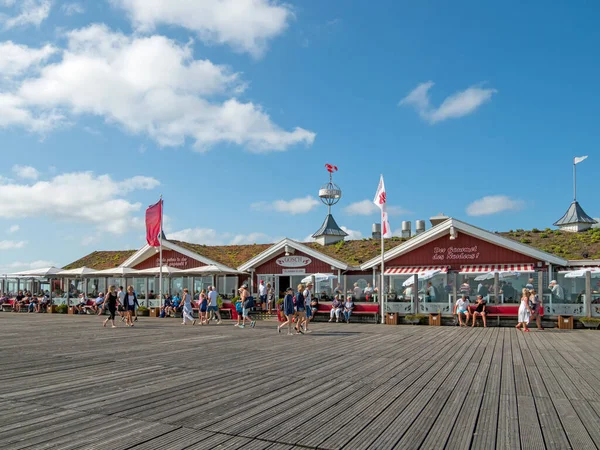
553,201,597,232
312,214,348,239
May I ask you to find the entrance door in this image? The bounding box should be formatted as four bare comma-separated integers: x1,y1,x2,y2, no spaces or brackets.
277,276,290,299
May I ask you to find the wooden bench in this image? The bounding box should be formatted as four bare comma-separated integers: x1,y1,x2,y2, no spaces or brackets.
314,302,379,323
466,304,519,326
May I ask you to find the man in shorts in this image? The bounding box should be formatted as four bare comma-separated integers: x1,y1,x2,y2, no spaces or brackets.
206,286,222,324
454,294,470,326
258,280,267,310
302,282,313,333
239,285,255,329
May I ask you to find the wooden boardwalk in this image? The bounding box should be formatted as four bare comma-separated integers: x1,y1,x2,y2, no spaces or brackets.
1,314,600,449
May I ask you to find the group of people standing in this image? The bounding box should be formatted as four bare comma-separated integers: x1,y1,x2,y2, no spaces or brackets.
278,281,317,335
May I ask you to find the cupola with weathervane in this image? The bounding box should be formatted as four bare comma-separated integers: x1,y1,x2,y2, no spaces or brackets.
312,164,348,246
554,156,598,232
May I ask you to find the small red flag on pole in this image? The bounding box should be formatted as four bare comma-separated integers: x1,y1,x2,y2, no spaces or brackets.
145,199,162,247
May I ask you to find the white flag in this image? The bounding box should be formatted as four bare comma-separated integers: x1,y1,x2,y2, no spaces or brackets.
574,156,588,165
373,175,392,238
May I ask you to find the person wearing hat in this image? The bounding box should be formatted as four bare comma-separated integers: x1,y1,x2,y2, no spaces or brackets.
549,280,565,302
277,287,295,335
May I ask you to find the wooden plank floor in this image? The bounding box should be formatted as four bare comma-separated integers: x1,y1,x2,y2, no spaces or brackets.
1,315,599,449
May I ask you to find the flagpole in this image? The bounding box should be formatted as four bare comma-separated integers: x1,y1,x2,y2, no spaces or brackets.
159,195,163,309
380,216,385,324
573,160,577,201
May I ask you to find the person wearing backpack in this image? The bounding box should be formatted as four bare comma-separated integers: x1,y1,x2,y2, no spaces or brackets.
239,284,256,329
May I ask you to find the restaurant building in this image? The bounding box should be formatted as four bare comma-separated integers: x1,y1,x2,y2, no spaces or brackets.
3,216,600,318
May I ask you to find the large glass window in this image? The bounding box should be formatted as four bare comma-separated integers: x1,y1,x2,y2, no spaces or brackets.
134,278,146,299
217,276,238,298
458,273,535,304
346,275,371,301
171,277,184,297
556,274,585,304
193,277,213,296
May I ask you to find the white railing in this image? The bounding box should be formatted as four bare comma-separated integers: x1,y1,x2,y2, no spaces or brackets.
385,301,413,314
547,303,585,316
419,302,452,314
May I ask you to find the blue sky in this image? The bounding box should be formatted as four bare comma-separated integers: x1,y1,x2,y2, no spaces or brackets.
0,0,598,272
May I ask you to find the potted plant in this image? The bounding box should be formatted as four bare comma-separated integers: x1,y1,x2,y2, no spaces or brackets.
56,304,68,314
404,314,426,325
579,317,600,329
137,306,149,317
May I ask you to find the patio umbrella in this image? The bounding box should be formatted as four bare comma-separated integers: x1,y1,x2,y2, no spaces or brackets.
57,267,99,276
301,273,337,284
474,271,520,281
9,267,63,277
136,266,182,276
93,267,141,276
402,269,442,287
179,265,241,275
564,268,600,278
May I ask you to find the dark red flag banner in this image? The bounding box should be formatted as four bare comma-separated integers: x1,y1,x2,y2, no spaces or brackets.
145,199,162,247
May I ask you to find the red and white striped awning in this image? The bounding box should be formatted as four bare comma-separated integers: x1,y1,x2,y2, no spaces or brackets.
385,266,449,275
460,264,535,274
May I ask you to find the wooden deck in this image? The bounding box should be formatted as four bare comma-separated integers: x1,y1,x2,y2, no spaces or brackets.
1,314,600,449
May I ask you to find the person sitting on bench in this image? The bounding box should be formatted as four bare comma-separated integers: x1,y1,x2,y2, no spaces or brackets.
329,294,344,322
472,295,487,327
454,294,470,326
93,293,104,314
75,294,87,314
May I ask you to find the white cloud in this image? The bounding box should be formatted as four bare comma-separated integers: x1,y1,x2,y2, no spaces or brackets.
0,171,160,233
81,235,98,246
399,81,497,124
110,0,293,58
466,195,525,216
343,199,410,216
7,224,19,233
61,2,84,15
2,0,51,30
169,227,277,245
12,164,39,180
0,240,27,249
251,196,320,215
0,259,56,274
0,25,315,152
593,219,600,229
340,226,362,240
0,41,57,78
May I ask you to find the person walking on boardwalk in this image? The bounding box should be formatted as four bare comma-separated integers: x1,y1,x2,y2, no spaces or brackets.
124,285,139,327
302,281,313,333
277,287,295,335
198,289,208,324
117,286,127,322
516,288,532,332
103,285,120,328
529,288,543,330
206,286,222,324
181,288,196,326
294,284,305,334
266,283,275,315
239,284,256,329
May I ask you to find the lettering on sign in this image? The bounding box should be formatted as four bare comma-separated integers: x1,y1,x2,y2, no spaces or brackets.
154,256,189,268
432,246,480,261
276,256,312,267
282,269,306,274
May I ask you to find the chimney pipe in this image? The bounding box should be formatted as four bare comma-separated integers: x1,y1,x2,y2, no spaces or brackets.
401,221,411,238
372,223,381,239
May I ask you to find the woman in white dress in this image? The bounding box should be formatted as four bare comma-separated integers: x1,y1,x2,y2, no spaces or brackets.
181,288,196,326
516,288,532,332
